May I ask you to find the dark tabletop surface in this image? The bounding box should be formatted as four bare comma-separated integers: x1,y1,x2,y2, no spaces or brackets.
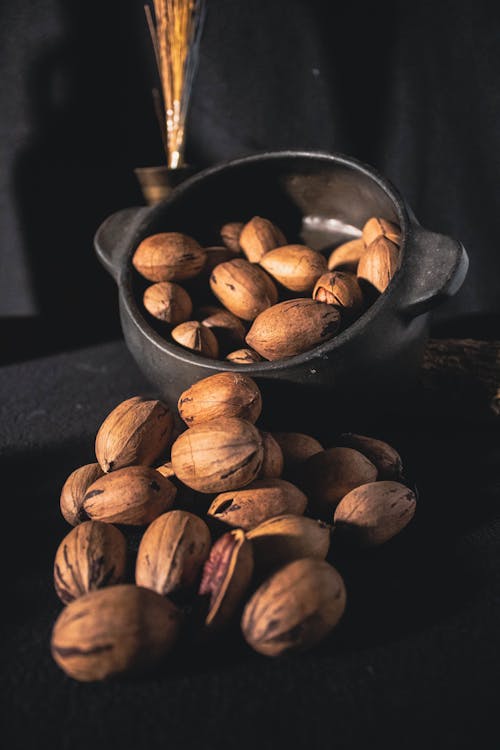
1,339,499,750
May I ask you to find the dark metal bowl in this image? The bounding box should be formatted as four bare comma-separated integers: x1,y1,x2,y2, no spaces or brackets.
94,150,468,433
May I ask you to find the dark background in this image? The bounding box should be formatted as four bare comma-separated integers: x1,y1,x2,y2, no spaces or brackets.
1,0,499,367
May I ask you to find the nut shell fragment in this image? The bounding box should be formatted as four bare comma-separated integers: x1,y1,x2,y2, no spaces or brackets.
199,529,254,629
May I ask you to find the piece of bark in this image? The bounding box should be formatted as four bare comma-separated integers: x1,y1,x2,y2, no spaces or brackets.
420,338,500,417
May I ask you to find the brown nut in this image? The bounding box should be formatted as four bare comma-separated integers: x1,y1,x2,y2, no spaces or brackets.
327,238,366,272
259,431,284,478
239,216,287,263
135,510,211,596
246,298,340,361
178,372,262,426
247,514,331,571
208,478,307,531
357,236,400,293
272,432,323,475
83,465,176,525
198,529,254,630
220,221,244,253
260,245,327,293
210,258,278,321
312,271,363,319
51,584,181,681
54,521,127,604
156,461,175,479
95,396,174,473
226,348,264,364
143,282,193,325
201,310,246,352
362,217,401,246
334,481,416,546
203,246,240,275
301,447,378,516
60,463,104,526
132,232,206,282
171,321,219,358
241,558,346,656
171,416,264,493
337,433,403,480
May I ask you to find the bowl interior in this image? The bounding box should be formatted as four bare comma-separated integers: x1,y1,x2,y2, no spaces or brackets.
127,151,407,368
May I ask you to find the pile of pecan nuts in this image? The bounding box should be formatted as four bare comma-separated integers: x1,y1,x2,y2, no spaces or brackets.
51,372,416,681
132,215,401,362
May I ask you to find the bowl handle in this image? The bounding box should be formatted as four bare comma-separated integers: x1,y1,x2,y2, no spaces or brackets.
94,207,150,283
399,225,469,317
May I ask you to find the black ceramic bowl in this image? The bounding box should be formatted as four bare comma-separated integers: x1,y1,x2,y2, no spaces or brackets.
94,150,468,433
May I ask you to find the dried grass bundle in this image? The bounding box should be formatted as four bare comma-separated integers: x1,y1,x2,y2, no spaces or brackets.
145,0,206,168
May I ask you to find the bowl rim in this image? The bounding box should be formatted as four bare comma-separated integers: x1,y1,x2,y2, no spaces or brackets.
120,148,413,373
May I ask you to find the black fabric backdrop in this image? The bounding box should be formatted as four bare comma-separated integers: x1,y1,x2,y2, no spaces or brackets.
1,0,500,364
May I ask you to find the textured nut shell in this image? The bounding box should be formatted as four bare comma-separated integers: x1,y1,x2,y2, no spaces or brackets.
208,478,307,531
143,282,193,324
203,246,240,275
247,514,330,570
327,238,366,272
226,348,264,364
334,481,416,546
272,432,323,472
242,558,346,656
260,245,327,292
201,310,246,352
362,217,401,246
136,511,211,595
171,321,219,358
132,232,206,282
246,298,340,360
357,236,400,293
156,461,175,478
220,222,244,253
210,259,278,321
95,396,174,473
239,216,287,263
171,416,264,493
302,447,378,515
338,433,403,479
178,372,262,426
259,431,284,478
60,463,104,526
51,584,181,681
83,466,176,525
199,529,254,629
312,271,363,317
54,521,127,604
